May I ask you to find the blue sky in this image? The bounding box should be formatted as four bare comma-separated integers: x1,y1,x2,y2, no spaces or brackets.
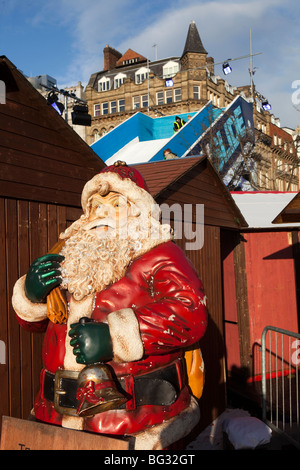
1,0,300,129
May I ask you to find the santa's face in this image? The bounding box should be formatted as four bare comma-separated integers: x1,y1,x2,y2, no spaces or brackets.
59,187,171,300
59,191,139,300
83,191,133,237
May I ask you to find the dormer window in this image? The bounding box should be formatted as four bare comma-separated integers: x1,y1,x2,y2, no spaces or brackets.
98,76,111,92
114,73,127,89
123,58,139,65
135,67,150,84
163,61,180,78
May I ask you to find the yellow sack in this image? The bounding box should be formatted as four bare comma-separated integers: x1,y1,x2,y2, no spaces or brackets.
46,240,67,325
184,345,205,399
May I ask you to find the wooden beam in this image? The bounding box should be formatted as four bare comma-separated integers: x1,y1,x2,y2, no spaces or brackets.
233,233,252,374
0,416,132,450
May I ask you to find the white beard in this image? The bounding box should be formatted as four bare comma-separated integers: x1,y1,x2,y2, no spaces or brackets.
59,228,137,301
59,211,173,301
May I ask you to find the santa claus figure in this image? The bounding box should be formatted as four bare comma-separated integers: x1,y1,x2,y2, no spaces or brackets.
12,161,207,450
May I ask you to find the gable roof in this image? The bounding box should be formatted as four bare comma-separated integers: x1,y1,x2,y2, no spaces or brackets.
116,49,147,67
272,191,300,224
231,191,300,229
0,56,105,207
182,20,207,56
132,156,247,229
133,155,204,197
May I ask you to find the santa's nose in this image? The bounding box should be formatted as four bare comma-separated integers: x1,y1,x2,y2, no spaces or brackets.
96,204,114,219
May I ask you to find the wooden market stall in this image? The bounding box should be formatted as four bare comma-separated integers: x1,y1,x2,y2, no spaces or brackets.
134,157,248,435
0,54,251,444
272,191,300,224
223,191,300,386
0,56,105,429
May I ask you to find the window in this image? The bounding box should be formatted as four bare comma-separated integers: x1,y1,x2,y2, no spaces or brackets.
141,95,148,108
114,73,126,89
163,61,180,78
165,89,173,104
110,101,117,113
174,88,182,102
98,76,111,92
93,129,100,142
123,58,139,65
156,92,164,105
118,99,125,112
193,86,200,100
135,67,149,84
102,102,108,115
94,104,101,116
133,96,140,109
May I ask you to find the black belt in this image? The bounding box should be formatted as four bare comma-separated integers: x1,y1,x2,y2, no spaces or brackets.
43,362,181,414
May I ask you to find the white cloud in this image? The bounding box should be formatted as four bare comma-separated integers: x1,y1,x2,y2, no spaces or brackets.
19,0,300,128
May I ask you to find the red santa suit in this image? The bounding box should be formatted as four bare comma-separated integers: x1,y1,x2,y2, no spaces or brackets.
12,163,207,450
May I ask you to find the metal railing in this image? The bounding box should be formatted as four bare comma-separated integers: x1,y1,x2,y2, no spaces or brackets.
261,326,300,448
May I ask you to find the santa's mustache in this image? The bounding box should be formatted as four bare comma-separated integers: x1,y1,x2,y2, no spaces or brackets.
83,217,117,232
59,229,136,300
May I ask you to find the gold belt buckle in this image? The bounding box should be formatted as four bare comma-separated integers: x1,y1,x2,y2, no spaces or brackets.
54,369,79,416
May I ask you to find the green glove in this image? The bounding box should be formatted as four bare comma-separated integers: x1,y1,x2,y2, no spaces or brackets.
69,318,113,364
25,253,64,303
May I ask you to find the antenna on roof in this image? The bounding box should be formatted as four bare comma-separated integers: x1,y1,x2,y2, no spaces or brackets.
152,44,158,61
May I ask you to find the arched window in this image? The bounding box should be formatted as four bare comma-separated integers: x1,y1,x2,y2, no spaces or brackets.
93,129,100,142
98,76,111,92
163,61,180,78
114,73,127,89
135,67,150,84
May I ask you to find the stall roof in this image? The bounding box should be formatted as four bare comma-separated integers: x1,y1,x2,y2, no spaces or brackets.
133,155,207,197
272,192,300,224
133,156,248,229
231,191,300,229
0,55,105,207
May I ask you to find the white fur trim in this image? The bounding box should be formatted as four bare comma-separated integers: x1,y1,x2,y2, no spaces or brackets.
81,172,159,219
107,308,144,363
12,275,48,322
63,294,95,371
61,294,95,429
133,396,200,450
62,415,84,431
61,294,94,430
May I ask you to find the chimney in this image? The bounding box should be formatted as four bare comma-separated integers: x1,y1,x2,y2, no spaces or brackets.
103,45,122,71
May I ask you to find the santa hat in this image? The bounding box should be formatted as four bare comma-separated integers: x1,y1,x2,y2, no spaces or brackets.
81,161,159,219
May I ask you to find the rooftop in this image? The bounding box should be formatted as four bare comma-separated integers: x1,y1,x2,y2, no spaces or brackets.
231,191,300,229
132,155,206,197
182,20,208,56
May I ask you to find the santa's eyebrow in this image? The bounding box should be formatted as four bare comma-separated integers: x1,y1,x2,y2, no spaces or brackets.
91,196,103,207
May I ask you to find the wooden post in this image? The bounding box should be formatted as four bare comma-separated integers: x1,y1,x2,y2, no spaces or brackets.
233,233,252,374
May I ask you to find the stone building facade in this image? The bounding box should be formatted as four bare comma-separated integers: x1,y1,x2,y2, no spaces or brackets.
85,21,299,191
85,21,238,145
